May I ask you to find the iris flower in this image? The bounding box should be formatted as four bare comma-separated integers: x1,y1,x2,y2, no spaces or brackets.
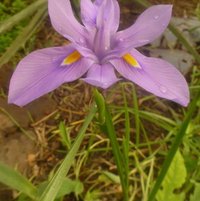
8,0,189,106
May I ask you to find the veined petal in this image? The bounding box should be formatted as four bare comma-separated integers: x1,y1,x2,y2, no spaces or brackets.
94,0,104,6
96,0,119,34
48,0,86,43
111,49,189,106
8,45,94,106
83,63,119,89
114,5,172,50
80,0,97,28
94,0,120,57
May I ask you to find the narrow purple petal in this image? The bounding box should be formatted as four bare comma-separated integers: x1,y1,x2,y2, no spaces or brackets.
94,0,120,57
114,5,172,50
94,0,104,6
48,0,86,43
80,0,97,28
111,49,189,106
8,45,94,106
96,0,119,34
83,63,119,89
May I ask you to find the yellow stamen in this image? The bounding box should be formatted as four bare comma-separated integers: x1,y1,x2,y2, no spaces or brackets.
61,51,81,66
123,53,141,68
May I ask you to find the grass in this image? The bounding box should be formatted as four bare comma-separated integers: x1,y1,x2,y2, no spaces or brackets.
0,0,28,53
0,0,200,201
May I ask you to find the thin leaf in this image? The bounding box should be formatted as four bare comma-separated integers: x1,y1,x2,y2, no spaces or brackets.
37,178,83,198
190,183,200,201
94,89,127,200
85,190,101,201
148,90,200,201
0,5,47,67
37,103,97,201
58,121,71,149
132,85,140,145
0,162,37,199
100,171,120,184
0,0,47,34
122,84,130,200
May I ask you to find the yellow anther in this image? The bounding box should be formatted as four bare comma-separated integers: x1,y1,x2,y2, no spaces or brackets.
123,53,141,68
61,51,81,66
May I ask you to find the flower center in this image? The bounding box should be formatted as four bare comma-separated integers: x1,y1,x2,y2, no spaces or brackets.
61,51,82,66
123,53,141,68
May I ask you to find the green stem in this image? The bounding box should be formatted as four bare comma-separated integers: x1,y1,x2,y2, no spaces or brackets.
104,105,128,201
94,89,128,201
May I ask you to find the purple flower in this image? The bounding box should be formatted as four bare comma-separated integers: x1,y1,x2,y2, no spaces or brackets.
8,0,189,106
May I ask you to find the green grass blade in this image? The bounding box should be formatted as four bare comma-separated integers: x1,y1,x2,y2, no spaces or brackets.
0,0,47,34
0,162,37,199
148,91,200,201
132,85,140,145
0,5,47,67
38,103,97,201
122,85,131,200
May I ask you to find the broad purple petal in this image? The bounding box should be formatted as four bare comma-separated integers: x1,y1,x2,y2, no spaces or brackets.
80,0,97,28
83,63,119,89
48,0,86,43
114,5,172,51
8,45,94,106
111,49,189,106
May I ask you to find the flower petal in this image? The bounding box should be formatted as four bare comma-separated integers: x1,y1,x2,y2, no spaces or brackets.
80,0,97,28
114,5,172,50
48,0,86,43
94,0,104,6
96,0,119,34
94,0,120,57
8,45,94,106
83,63,119,89
111,49,189,106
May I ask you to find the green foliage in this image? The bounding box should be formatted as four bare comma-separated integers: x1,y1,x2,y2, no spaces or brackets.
0,0,28,53
195,3,200,20
0,104,97,201
94,89,106,124
156,150,187,201
11,0,27,13
190,183,200,201
38,103,97,201
0,161,84,201
84,190,101,201
98,171,120,184
37,178,84,199
0,162,37,199
58,121,71,149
